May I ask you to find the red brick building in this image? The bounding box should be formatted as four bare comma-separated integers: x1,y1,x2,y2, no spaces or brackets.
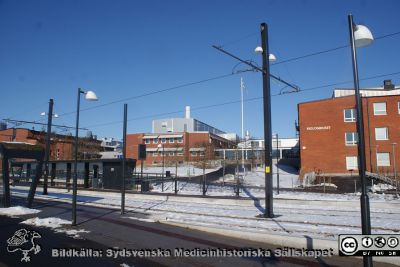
0,128,102,160
127,132,235,166
298,81,400,176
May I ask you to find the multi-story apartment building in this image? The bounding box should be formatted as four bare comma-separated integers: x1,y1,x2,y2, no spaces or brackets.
298,80,400,176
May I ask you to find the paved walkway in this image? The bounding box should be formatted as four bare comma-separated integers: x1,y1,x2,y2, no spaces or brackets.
0,197,397,267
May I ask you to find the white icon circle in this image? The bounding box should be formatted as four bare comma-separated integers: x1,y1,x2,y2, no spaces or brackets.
341,237,358,254
387,237,399,248
362,237,373,248
374,237,386,248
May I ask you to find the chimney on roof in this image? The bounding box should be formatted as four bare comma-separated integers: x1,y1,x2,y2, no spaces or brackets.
185,106,191,119
383,80,395,90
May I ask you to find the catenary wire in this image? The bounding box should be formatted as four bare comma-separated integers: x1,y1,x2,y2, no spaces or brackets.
83,70,400,129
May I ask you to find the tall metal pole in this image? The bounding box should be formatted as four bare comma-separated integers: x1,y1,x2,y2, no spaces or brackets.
121,104,127,214
241,77,245,173
261,22,273,218
72,88,82,226
43,98,54,195
162,144,164,192
348,14,372,267
276,133,280,195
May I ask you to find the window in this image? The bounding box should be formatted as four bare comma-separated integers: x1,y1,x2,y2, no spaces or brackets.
373,102,387,115
161,138,167,144
153,138,158,144
152,151,158,156
344,109,356,122
177,152,183,156
169,152,174,156
377,152,390,166
191,151,197,156
169,138,174,143
346,156,358,170
177,137,183,143
144,139,150,144
375,127,388,140
345,132,358,146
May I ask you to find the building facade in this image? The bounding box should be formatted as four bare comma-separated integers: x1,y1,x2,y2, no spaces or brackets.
127,106,236,165
127,131,235,166
298,81,400,176
0,128,102,160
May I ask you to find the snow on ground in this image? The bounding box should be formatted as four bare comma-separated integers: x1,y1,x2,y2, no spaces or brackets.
241,165,300,189
0,206,40,217
21,217,71,229
20,217,89,238
10,186,400,243
141,165,220,177
54,228,90,239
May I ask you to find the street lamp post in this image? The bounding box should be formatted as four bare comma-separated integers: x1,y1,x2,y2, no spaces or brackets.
121,104,128,215
259,22,274,218
348,14,373,267
213,22,298,218
42,98,55,195
241,77,245,174
72,88,98,226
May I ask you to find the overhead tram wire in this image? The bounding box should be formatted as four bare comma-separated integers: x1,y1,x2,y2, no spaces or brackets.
1,101,48,122
272,31,400,66
82,70,400,130
51,29,400,120
55,72,241,118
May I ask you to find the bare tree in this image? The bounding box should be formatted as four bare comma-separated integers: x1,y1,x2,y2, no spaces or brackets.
194,141,215,196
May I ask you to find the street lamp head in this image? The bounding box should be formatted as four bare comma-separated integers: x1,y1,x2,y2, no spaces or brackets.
254,46,263,54
254,47,277,62
85,90,98,101
54,114,59,118
354,24,374,48
269,53,277,62
40,112,46,116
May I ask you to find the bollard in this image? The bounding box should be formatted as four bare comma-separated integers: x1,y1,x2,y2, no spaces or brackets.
236,178,240,198
174,176,178,195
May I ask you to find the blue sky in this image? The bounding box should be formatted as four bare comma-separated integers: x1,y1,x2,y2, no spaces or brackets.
1,0,399,140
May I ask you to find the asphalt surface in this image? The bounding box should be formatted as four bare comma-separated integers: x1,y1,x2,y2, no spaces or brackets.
0,197,397,267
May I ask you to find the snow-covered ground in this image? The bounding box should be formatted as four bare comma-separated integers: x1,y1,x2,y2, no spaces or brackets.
0,206,90,239
8,186,400,244
0,206,40,217
140,165,220,177
231,165,300,188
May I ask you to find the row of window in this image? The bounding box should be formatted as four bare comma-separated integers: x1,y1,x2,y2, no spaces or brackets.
146,151,204,157
345,127,389,146
147,151,184,157
144,137,183,144
346,153,391,170
344,102,400,122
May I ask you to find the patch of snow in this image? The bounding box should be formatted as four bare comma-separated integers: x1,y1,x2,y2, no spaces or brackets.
54,228,90,239
0,206,40,217
371,183,396,192
307,183,338,188
21,217,71,229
